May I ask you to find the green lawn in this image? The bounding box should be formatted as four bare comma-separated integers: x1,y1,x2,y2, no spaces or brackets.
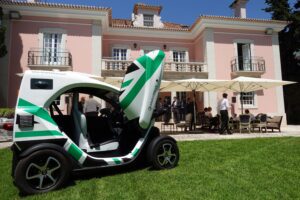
1,137,300,199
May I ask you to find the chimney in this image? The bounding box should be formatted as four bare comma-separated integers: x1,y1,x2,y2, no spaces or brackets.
230,0,249,18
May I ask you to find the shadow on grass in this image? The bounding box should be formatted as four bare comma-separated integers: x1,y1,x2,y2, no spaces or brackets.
18,161,153,197
71,161,151,181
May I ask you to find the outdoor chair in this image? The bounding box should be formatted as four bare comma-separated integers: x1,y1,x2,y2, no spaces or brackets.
209,115,221,131
251,114,267,133
229,118,239,132
198,112,210,129
267,116,283,132
239,114,251,133
194,112,203,129
161,114,175,132
176,113,192,132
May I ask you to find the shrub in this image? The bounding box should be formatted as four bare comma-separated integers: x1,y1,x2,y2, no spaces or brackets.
0,108,15,118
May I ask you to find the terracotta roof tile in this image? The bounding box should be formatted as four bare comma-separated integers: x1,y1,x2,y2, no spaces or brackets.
111,19,189,31
2,0,113,25
2,1,288,32
111,24,189,32
163,22,189,29
133,3,162,14
112,19,133,27
1,0,111,11
112,15,287,32
190,15,288,30
202,15,287,25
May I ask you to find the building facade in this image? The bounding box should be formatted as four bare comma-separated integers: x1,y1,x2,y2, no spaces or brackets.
0,0,288,122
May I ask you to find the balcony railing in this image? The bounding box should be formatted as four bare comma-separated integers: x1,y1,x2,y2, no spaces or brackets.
164,61,207,72
102,58,132,71
28,49,72,69
102,58,207,73
231,56,265,73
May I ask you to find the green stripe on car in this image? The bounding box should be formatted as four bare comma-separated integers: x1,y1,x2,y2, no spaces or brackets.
15,130,63,138
112,158,122,164
121,79,133,88
132,148,139,157
18,98,57,125
68,143,83,161
120,52,164,110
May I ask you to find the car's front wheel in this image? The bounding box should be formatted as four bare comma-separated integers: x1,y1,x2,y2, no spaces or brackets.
147,136,179,170
14,149,71,195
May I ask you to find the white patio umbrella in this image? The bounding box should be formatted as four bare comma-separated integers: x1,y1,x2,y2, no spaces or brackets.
227,76,296,114
100,77,171,89
160,78,232,93
160,78,233,124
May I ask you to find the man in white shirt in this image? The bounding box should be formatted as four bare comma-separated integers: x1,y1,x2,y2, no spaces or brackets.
219,93,232,135
84,95,101,116
171,96,180,123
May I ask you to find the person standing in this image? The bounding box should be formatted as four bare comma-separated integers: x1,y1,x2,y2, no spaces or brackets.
186,97,194,131
162,97,171,123
78,96,85,113
84,95,101,116
155,97,163,121
219,93,232,135
171,96,180,124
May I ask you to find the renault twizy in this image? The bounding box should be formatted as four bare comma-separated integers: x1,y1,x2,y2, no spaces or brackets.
11,50,179,194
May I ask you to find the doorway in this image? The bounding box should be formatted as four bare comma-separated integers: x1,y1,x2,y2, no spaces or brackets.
237,43,252,71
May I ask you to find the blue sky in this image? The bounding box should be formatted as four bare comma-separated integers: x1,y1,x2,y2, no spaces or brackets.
45,0,295,25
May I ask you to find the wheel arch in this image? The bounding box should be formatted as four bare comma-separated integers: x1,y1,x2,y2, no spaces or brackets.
19,143,76,168
151,135,177,144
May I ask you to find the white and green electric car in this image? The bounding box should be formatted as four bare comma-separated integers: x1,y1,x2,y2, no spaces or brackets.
11,50,179,194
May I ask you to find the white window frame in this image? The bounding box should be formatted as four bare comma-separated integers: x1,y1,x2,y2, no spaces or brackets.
111,45,131,60
233,39,254,57
233,40,254,63
38,28,67,50
237,91,258,109
143,14,154,27
170,48,189,62
38,28,67,65
170,47,189,62
43,33,63,65
169,48,189,72
233,39,254,71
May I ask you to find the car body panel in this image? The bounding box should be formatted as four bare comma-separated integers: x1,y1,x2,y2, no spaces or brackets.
13,50,165,169
119,50,165,129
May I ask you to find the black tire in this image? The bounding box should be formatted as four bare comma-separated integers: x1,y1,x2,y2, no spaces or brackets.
147,136,179,170
14,149,71,195
11,151,19,178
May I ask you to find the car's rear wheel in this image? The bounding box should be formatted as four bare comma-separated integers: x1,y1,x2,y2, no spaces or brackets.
14,149,71,195
147,136,179,170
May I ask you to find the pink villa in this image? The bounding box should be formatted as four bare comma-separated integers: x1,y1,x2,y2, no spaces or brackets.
0,0,288,122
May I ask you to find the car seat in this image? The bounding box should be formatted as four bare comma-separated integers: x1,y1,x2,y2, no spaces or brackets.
72,93,90,150
72,93,119,152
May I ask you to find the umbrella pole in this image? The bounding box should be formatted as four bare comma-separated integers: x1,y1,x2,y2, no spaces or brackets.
240,93,244,114
193,90,197,126
208,91,210,106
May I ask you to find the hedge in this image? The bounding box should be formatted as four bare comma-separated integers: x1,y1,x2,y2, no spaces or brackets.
0,108,15,118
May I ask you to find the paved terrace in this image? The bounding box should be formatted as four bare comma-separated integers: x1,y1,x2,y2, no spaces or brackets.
164,125,300,141
0,125,299,149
